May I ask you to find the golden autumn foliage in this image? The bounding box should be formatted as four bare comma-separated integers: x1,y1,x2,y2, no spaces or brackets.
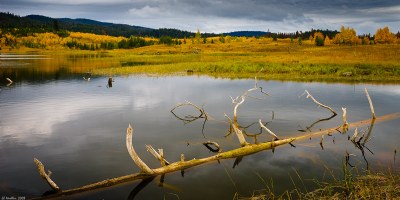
0,32,18,48
313,32,325,46
324,36,331,45
374,26,397,44
362,36,370,45
333,26,361,45
68,32,124,44
313,32,324,40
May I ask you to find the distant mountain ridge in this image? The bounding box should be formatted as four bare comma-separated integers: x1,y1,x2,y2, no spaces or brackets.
0,12,271,38
225,31,271,37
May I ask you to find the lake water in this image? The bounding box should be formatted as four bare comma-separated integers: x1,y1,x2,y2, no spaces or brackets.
0,54,399,199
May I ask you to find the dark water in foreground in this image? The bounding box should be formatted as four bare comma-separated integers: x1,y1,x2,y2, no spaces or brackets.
0,54,399,199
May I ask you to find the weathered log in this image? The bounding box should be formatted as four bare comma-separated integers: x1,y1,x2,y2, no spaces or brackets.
32,112,400,199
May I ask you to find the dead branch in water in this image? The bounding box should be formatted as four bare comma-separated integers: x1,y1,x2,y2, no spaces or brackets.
303,90,337,115
171,100,209,137
33,126,295,199
203,141,222,153
364,88,376,119
33,158,60,191
224,113,249,146
224,77,270,146
126,124,154,174
6,78,13,86
32,112,400,200
259,119,279,140
146,145,170,166
230,77,269,123
342,107,349,132
31,78,399,199
6,78,13,84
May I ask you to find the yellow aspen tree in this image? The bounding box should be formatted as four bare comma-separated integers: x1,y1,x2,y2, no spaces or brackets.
375,26,396,44
324,35,331,45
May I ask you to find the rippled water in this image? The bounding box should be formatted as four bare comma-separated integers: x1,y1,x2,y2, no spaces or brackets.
0,55,399,199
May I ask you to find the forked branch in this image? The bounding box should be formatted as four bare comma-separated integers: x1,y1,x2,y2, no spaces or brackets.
146,145,170,166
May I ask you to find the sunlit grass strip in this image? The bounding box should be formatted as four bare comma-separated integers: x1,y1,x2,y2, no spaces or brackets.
236,171,400,200
91,61,400,83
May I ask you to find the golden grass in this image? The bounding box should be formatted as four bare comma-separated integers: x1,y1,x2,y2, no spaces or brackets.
236,170,400,200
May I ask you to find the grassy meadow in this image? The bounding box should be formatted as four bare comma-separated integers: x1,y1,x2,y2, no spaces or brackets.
92,39,400,83
2,35,400,83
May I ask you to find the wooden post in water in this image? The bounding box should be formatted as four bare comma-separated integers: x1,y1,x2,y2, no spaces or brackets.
107,77,113,88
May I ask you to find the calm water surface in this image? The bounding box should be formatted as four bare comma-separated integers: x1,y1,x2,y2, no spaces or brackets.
0,54,399,199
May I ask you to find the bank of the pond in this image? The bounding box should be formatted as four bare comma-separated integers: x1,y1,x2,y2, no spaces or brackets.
2,43,400,83
90,62,400,83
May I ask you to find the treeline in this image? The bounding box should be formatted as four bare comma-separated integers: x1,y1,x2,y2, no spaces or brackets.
0,12,201,38
267,29,339,40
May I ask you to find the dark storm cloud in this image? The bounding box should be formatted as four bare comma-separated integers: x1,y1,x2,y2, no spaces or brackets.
1,0,399,33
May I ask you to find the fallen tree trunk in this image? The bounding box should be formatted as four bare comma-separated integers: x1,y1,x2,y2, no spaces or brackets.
32,112,400,200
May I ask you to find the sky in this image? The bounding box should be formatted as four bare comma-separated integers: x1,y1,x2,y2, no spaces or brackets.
1,0,399,34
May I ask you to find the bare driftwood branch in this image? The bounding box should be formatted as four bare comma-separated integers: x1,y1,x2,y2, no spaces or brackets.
170,100,209,137
350,128,359,142
32,112,400,200
231,77,269,123
364,88,376,119
146,145,170,166
127,124,154,174
342,107,349,132
259,119,279,139
34,158,60,191
224,113,249,146
6,78,13,84
304,90,337,115
6,78,13,86
224,78,269,146
232,96,245,123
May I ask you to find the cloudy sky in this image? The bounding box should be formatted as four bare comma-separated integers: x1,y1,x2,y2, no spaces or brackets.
1,0,399,34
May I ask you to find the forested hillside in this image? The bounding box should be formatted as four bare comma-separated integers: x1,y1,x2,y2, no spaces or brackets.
0,12,197,38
